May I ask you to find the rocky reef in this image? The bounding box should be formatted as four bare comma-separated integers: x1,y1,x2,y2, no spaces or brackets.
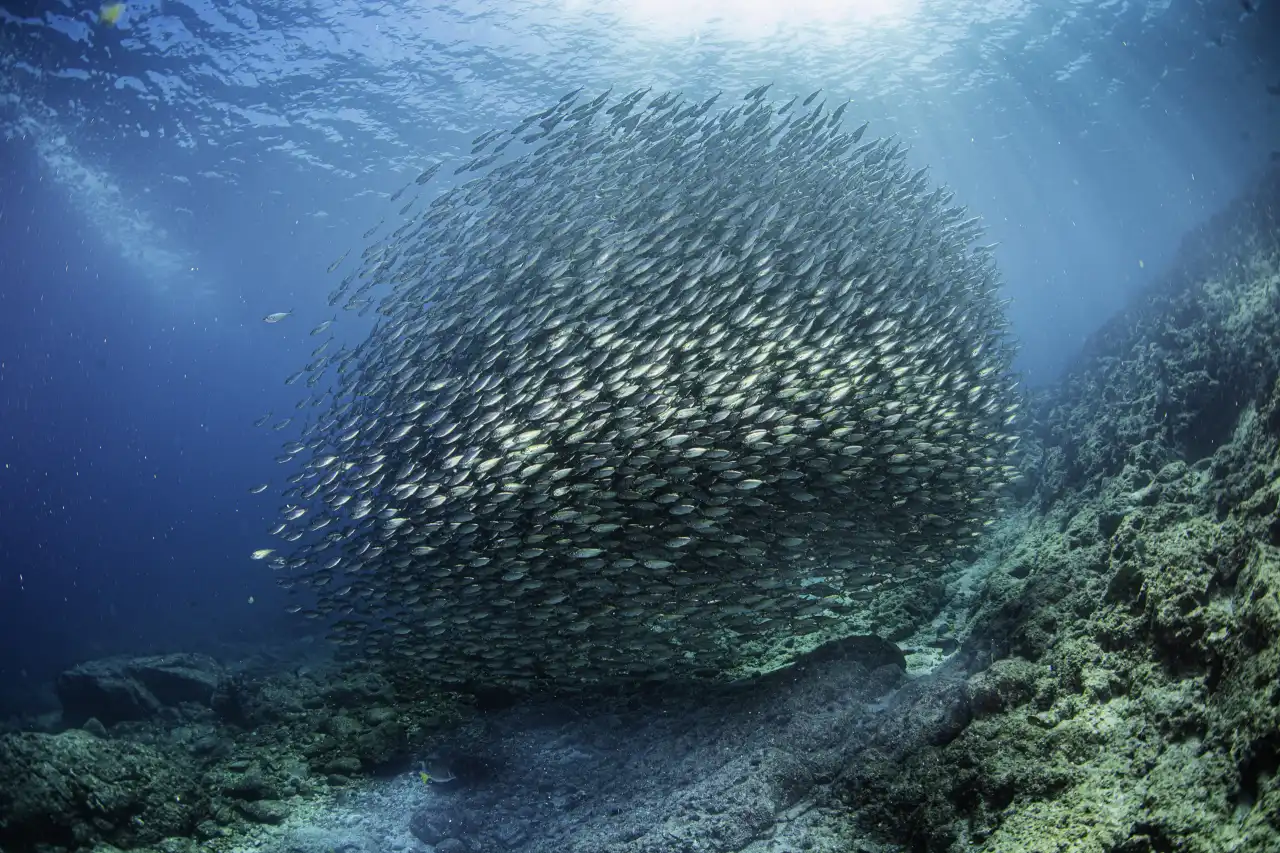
837,165,1280,850
2,168,1278,853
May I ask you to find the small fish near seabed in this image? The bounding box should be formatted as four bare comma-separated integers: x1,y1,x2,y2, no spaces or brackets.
416,757,457,785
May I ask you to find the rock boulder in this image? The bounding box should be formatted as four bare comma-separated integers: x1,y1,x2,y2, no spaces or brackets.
57,653,227,725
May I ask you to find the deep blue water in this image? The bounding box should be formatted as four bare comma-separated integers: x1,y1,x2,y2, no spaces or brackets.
0,0,1277,714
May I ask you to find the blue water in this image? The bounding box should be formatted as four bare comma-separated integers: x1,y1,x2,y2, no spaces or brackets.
0,0,1277,713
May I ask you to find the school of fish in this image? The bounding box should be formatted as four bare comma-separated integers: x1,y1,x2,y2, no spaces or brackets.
262,85,1022,688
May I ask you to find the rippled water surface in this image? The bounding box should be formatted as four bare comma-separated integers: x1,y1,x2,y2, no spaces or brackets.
3,1,1275,381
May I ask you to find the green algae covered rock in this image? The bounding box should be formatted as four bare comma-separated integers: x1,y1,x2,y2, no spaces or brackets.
836,166,1280,852
0,729,203,851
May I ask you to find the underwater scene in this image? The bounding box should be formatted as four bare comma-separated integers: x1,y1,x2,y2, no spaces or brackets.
1,0,1279,851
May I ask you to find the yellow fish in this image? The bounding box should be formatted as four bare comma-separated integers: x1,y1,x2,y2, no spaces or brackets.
417,761,456,784
250,549,275,560
99,2,125,25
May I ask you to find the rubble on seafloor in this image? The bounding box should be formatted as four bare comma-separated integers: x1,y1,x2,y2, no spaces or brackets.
3,168,1280,853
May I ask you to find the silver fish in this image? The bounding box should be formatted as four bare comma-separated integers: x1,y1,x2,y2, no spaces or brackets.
263,87,1022,689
